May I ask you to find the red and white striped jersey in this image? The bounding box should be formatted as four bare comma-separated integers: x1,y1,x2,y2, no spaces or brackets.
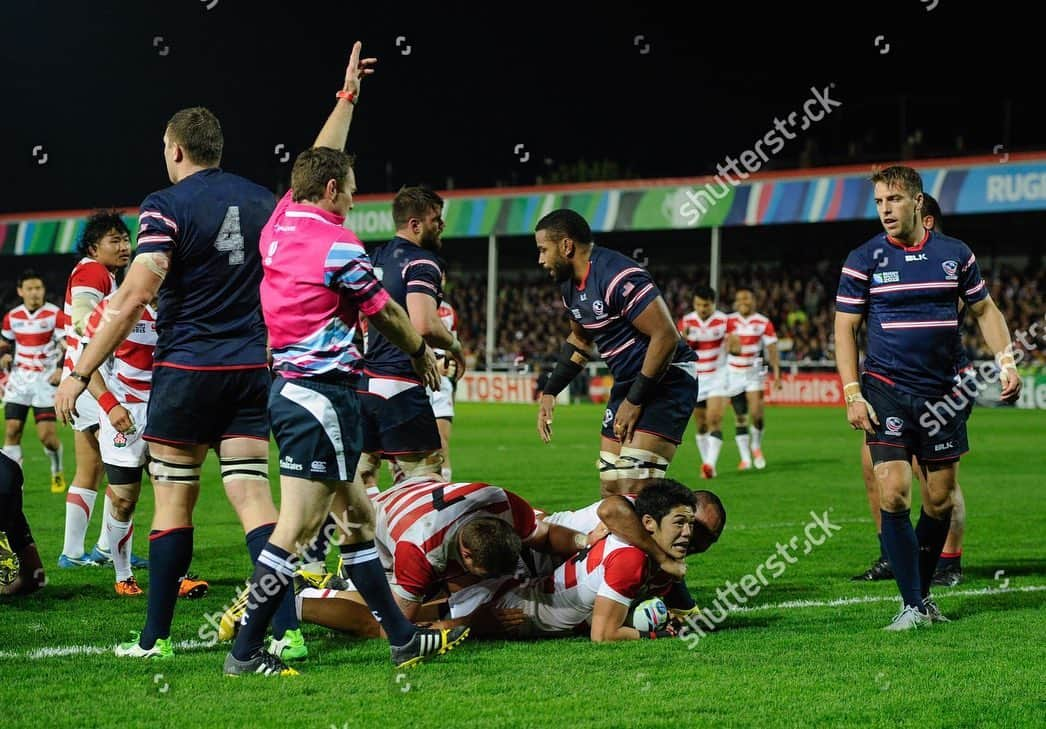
677,310,728,376
62,258,117,376
726,312,777,371
434,302,458,358
527,534,673,632
83,298,157,404
372,478,538,601
1,303,62,373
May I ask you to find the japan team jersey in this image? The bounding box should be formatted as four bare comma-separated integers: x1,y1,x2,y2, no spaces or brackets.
559,246,695,382
134,168,275,369
434,302,458,357
836,229,988,397
725,312,777,372
260,191,389,380
63,258,117,376
529,534,673,633
2,303,62,374
83,297,157,404
371,478,538,602
678,310,728,376
365,237,444,381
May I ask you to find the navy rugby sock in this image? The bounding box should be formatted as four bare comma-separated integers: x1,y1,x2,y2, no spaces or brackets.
879,509,923,610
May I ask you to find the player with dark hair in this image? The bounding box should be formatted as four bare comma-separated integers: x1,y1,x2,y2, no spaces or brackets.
534,209,698,512
57,211,132,567
851,193,970,586
55,104,298,657
724,285,782,470
677,284,729,478
835,166,1020,630
352,184,464,494
0,451,46,596
1,270,65,490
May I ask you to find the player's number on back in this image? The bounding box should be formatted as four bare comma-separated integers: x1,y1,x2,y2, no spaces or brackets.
215,206,245,265
432,486,466,511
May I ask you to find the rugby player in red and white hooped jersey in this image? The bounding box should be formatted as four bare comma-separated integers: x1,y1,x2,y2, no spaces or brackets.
724,287,782,471
57,212,131,568
428,278,460,482
677,284,729,479
1,270,65,489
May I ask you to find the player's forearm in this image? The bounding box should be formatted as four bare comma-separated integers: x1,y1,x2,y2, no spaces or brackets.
973,299,1014,358
768,344,781,376
369,299,426,358
541,524,588,558
86,370,110,401
833,315,860,385
640,328,676,380
74,299,144,377
597,496,674,564
313,98,355,151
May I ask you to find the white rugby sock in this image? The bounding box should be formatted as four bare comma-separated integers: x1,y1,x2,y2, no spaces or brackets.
106,510,134,582
2,444,22,465
708,432,724,467
751,426,763,451
736,433,752,464
63,486,98,557
696,434,710,464
95,490,115,553
45,443,63,475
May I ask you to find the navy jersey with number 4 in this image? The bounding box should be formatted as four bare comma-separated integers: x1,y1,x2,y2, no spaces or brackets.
835,229,988,397
560,246,694,382
135,168,276,368
365,236,444,381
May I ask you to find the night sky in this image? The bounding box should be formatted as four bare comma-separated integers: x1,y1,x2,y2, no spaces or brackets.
1,0,1042,215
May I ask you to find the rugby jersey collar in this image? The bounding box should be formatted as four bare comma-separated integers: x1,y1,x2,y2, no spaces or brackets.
886,227,931,252
285,200,345,226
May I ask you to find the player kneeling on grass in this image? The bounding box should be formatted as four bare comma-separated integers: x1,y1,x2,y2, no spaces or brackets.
0,451,46,596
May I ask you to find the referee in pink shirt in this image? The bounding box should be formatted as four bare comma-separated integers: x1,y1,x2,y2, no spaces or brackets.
224,43,469,676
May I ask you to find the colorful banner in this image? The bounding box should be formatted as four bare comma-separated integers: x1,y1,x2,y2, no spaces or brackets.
764,373,844,406
4,153,1046,250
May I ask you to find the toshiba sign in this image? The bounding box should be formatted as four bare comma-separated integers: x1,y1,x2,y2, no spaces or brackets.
764,374,843,406
457,372,538,403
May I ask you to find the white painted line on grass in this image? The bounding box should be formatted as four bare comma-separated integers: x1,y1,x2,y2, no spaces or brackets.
0,638,217,661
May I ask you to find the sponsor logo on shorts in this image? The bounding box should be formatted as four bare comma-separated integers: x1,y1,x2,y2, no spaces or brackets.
311,460,327,471
933,441,955,452
885,416,904,436
942,260,959,279
571,308,582,320
603,408,614,427
113,432,127,448
280,456,303,471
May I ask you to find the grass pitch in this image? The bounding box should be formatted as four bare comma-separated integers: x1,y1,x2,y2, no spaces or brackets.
1,403,1043,728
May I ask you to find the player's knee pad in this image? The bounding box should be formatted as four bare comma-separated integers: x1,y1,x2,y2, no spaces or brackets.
598,450,621,485
149,458,202,486
389,451,444,483
104,463,144,487
219,457,268,485
731,392,749,417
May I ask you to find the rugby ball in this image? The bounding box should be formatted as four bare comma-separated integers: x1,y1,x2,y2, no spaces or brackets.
630,597,669,632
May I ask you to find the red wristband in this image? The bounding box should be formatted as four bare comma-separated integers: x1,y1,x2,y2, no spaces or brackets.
336,90,356,104
98,391,119,414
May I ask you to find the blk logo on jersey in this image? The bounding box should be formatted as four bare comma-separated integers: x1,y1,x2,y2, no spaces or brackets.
941,260,959,279
933,441,955,452
885,417,904,436
905,253,928,262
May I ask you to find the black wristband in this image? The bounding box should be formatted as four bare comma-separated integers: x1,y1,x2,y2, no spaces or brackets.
70,371,90,385
626,373,657,406
542,342,588,396
410,340,427,359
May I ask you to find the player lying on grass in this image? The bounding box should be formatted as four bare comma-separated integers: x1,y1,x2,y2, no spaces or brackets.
288,480,723,641
0,451,46,596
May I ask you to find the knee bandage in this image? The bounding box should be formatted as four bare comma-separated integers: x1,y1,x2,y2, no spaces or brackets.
219,457,269,485
599,448,670,482
389,451,444,483
149,458,202,485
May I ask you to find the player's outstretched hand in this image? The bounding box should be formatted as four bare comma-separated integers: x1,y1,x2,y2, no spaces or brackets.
999,365,1022,403
411,344,442,391
343,40,377,99
537,394,556,443
54,376,86,426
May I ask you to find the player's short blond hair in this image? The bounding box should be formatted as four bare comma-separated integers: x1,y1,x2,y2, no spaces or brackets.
291,147,355,203
870,165,923,198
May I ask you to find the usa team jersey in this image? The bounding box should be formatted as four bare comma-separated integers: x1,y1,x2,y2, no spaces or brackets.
260,191,389,380
678,310,728,376
527,534,673,633
134,168,275,369
836,229,988,397
726,312,777,373
2,303,62,374
560,247,694,382
365,237,444,381
371,478,538,602
63,258,117,376
83,298,157,404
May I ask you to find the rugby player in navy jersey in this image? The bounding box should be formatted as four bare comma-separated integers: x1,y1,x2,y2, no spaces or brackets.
834,166,1020,630
55,107,301,659
534,210,699,522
